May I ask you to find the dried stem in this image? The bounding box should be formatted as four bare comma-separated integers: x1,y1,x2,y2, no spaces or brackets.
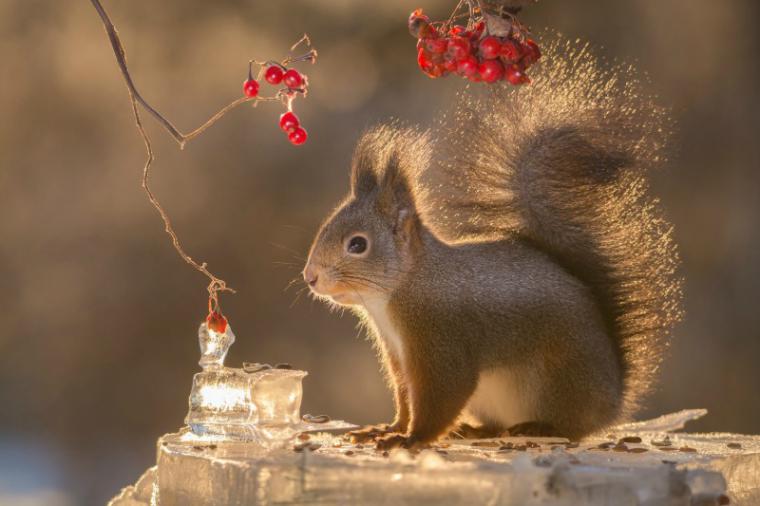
445,0,467,28
442,0,529,39
90,0,314,309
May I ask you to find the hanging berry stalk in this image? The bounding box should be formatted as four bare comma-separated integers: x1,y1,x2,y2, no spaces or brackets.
90,0,317,313
409,0,540,85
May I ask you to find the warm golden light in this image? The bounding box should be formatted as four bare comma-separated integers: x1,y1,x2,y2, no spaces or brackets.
197,383,249,411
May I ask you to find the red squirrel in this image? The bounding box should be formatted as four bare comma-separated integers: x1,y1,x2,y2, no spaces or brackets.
303,40,682,449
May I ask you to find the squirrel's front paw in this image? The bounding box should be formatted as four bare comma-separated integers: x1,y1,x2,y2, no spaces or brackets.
345,423,396,444
375,434,426,451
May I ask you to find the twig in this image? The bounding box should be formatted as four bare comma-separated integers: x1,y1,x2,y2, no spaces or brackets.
181,94,280,144
444,0,468,30
90,0,239,307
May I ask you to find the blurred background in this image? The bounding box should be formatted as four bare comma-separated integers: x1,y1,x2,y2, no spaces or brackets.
0,0,758,504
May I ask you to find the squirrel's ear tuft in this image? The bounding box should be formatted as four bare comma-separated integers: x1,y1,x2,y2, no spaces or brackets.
378,152,418,240
378,153,414,212
351,132,380,196
350,149,379,196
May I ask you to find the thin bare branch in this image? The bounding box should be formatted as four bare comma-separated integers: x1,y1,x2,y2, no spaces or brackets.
90,0,239,306
90,0,315,308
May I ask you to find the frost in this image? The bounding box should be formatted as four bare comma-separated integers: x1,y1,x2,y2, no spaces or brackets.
612,409,708,433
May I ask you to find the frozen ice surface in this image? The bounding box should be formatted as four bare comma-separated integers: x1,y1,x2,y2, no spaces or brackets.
611,409,709,433
111,411,760,506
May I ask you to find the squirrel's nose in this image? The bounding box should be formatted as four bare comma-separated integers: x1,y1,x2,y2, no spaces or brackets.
303,265,319,287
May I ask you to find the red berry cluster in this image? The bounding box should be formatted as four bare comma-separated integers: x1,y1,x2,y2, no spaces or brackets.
409,8,540,85
279,111,307,145
242,61,310,146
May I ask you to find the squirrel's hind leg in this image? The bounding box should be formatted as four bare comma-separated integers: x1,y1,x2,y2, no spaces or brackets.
448,421,558,439
449,422,505,439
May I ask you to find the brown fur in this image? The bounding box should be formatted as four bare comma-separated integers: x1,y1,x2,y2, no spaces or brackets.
304,39,682,448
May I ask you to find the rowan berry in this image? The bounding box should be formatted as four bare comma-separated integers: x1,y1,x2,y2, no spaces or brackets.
288,127,308,145
243,79,259,98
283,69,303,89
501,40,521,62
264,65,284,85
506,64,529,85
457,55,478,77
479,59,504,83
426,38,448,54
479,37,501,60
207,311,228,334
447,37,471,60
279,111,300,133
522,39,542,65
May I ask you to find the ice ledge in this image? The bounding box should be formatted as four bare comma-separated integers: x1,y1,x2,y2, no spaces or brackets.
110,411,760,506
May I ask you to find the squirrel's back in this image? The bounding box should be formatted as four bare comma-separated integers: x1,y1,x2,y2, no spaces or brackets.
419,38,683,418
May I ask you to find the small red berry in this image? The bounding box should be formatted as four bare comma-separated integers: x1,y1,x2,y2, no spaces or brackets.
522,39,542,66
426,38,448,54
479,59,504,83
283,69,303,89
447,37,471,61
242,78,259,98
279,111,300,133
288,127,308,145
449,25,465,37
264,65,284,85
418,49,445,78
506,64,530,85
417,47,435,72
206,311,228,334
479,37,501,60
456,55,479,77
501,39,521,62
472,21,486,38
442,54,458,73
425,63,447,79
409,8,429,22
408,9,436,39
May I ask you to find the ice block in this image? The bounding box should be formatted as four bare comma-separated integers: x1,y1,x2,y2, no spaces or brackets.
110,411,760,505
185,320,352,446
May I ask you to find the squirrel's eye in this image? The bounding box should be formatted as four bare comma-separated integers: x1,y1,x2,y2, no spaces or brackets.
346,235,368,255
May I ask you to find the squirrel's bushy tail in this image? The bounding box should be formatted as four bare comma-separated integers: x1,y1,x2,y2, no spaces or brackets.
423,38,683,417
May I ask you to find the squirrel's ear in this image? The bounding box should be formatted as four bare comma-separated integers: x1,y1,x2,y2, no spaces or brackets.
378,154,418,241
393,207,418,244
350,152,379,196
